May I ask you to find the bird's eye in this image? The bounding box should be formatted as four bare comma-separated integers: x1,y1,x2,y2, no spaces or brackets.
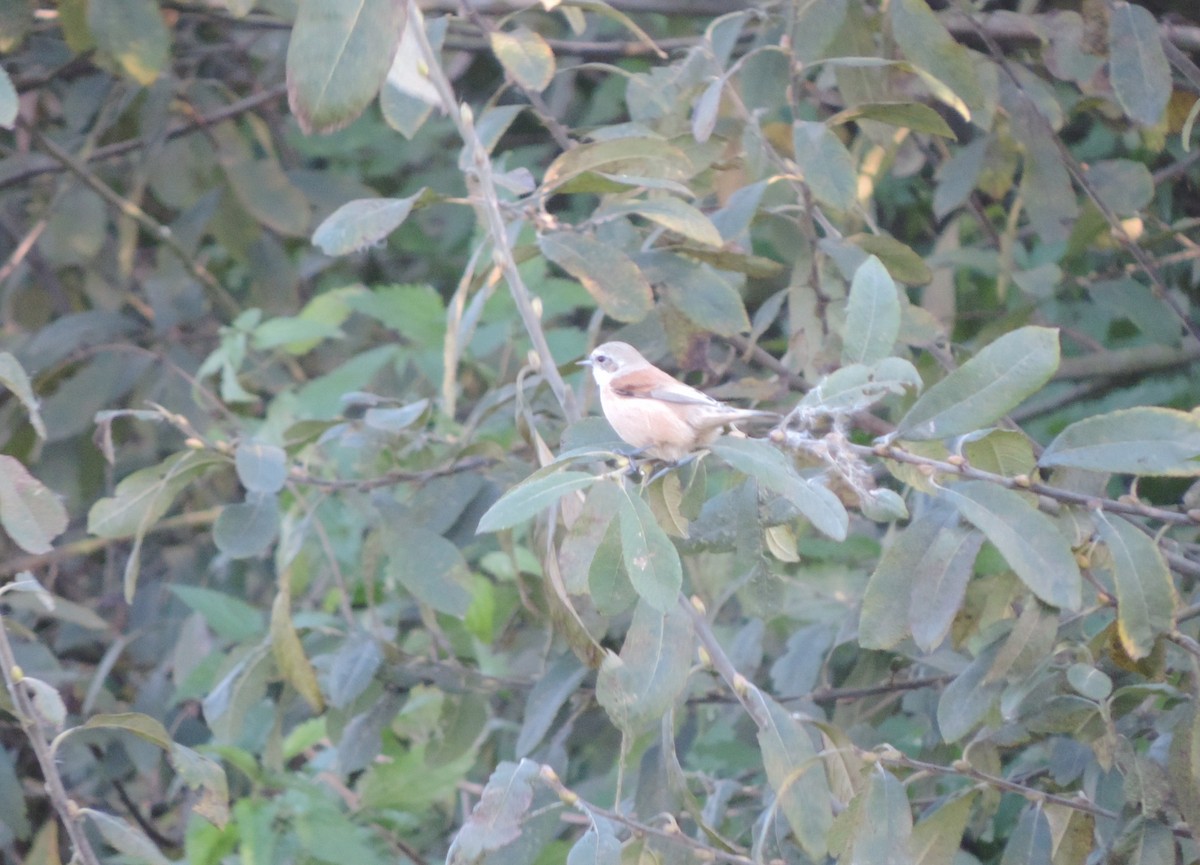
595,354,608,365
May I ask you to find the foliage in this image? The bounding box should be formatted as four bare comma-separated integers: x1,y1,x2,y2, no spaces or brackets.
0,1,1199,865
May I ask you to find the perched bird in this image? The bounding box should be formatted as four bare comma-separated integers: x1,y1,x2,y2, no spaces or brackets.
579,341,778,462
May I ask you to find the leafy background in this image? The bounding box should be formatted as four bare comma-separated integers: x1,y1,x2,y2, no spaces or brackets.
0,1,1199,864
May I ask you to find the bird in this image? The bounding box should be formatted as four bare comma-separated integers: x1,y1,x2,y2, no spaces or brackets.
578,341,778,462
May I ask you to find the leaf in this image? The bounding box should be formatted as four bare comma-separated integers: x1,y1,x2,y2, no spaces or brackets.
999,805,1052,865
78,713,173,750
754,692,833,860
88,450,225,540
1168,702,1200,844
213,492,280,559
0,456,67,555
538,232,653,323
1094,512,1175,660
962,430,1036,478
311,191,427,256
1066,663,1112,701
617,488,683,612
477,470,598,533
0,66,14,130
798,358,922,415
710,437,849,540
448,759,539,861
270,581,325,712
326,631,384,711
843,255,900,365
1040,407,1200,476
850,234,933,285
596,599,693,734
0,746,29,841
542,137,692,192
890,0,985,123
286,0,406,134
81,809,172,865
490,27,555,92
0,352,45,439
896,326,1060,440
792,121,857,211
235,442,288,494
170,743,230,829
828,101,956,138
644,254,751,336
515,654,589,758
912,794,976,865
169,585,265,642
567,818,622,865
87,0,169,86
385,522,473,618
940,481,1081,610
598,198,723,247
1083,160,1154,215
224,157,311,237
936,641,1003,742
1108,1,1171,126
847,767,914,865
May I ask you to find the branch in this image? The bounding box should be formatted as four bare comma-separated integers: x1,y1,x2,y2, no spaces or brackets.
408,0,579,423
0,616,103,865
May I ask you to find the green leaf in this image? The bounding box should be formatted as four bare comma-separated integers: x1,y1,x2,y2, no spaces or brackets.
311,191,427,256
798,358,921,415
490,27,555,92
81,809,172,865
224,157,311,237
710,437,849,541
849,234,933,285
327,630,384,710
848,767,914,865
598,198,723,247
515,654,589,758
1066,663,1112,701
476,470,598,533
1108,1,1171,126
650,256,750,336
754,691,833,860
0,66,15,130
1083,160,1154,215
890,0,985,123
828,101,956,138
0,456,67,555
617,488,683,612
385,522,473,618
1040,407,1200,476
896,326,1060,440
792,121,857,211
1094,512,1175,660
0,352,44,439
286,0,406,134
912,794,976,865
270,583,325,712
860,511,981,651
940,481,1081,609
1168,703,1200,843
0,746,29,840
88,451,224,600
87,0,169,86
77,713,173,750
936,640,1002,742
999,805,1052,865
170,743,230,829
567,818,622,865
235,442,288,494
169,585,265,642
962,430,1036,478
447,760,539,861
842,255,900,365
595,599,693,733
538,232,653,323
213,492,280,559
542,137,692,192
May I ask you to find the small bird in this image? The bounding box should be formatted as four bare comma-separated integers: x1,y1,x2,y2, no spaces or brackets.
579,341,778,462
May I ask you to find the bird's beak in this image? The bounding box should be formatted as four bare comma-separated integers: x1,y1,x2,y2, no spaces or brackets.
577,358,593,367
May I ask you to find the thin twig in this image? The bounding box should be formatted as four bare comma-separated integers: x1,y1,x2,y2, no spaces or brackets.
409,0,578,423
0,616,103,865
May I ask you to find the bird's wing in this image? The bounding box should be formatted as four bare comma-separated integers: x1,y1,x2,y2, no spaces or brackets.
612,377,721,408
